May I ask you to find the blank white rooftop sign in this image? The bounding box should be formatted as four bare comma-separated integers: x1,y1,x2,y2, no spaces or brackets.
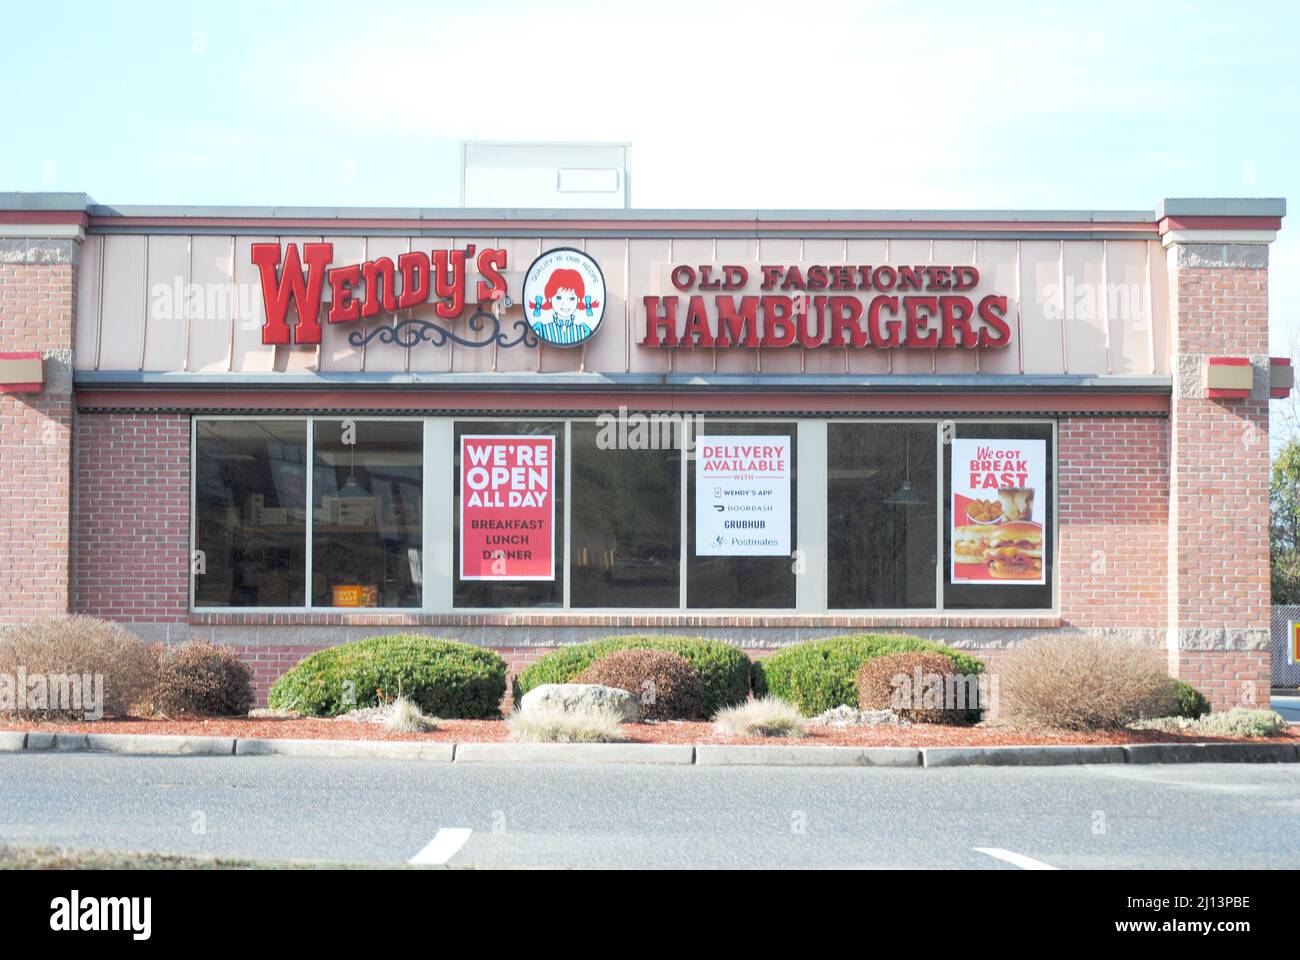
461,142,629,208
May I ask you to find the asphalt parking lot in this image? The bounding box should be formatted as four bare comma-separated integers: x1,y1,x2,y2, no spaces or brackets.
2,752,1298,869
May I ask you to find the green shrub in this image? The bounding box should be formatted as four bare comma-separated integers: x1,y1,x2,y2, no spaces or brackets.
268,635,506,719
512,635,750,715
857,651,981,725
753,634,985,716
1153,678,1212,719
146,641,253,717
576,648,706,720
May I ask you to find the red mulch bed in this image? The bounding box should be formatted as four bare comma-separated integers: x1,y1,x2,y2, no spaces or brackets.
2,716,1296,748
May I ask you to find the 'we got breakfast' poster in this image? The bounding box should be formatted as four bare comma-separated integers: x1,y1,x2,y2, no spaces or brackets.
950,438,1046,585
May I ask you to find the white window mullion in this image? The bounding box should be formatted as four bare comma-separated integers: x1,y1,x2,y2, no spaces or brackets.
679,416,690,611
188,416,198,613
795,420,827,613
304,417,314,610
935,420,945,612
563,420,572,609
426,418,454,612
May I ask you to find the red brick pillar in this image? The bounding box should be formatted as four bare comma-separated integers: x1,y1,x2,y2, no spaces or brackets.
1161,199,1283,709
0,200,85,623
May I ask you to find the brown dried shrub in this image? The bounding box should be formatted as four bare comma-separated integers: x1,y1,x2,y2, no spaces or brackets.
144,641,254,717
1001,633,1169,730
575,648,706,720
857,651,981,724
0,616,154,719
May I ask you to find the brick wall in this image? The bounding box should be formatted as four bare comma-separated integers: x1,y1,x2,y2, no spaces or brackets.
70,413,190,623
1169,396,1270,630
0,255,76,623
1058,416,1169,629
1173,649,1272,712
1165,249,1273,706
0,261,74,350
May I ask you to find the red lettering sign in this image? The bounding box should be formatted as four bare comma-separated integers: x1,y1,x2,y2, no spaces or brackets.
252,242,510,345
641,264,1011,349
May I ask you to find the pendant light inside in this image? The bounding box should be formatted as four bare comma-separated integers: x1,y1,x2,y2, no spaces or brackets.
337,439,368,498
884,433,924,507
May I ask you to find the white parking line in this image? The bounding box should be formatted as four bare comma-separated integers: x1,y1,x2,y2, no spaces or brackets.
410,828,473,865
973,847,1059,870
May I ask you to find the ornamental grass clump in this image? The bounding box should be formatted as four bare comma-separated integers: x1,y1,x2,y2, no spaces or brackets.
712,696,806,738
1001,633,1168,731
384,695,438,733
507,704,626,743
575,648,706,720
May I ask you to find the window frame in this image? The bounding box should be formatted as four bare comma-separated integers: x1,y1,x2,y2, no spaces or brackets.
189,414,1058,616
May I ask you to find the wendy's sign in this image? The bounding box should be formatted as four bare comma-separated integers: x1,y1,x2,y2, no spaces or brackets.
252,242,510,346
642,263,1012,350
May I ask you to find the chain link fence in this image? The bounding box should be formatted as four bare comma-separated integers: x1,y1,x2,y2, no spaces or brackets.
1271,606,1300,689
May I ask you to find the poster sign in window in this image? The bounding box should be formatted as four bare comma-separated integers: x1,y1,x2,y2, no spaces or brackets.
950,438,1046,585
460,435,555,580
695,436,791,556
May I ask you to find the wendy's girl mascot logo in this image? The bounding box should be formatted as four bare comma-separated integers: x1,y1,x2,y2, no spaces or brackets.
522,248,606,347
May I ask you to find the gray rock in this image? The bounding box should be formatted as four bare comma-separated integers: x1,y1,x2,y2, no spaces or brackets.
519,684,640,723
807,705,908,728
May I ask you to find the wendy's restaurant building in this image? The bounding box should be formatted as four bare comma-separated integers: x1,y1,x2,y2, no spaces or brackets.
0,193,1287,708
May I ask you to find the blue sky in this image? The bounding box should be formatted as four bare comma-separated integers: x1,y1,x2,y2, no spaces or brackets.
4,0,1298,348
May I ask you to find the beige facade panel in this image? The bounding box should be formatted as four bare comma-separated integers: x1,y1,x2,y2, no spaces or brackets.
77,232,1171,379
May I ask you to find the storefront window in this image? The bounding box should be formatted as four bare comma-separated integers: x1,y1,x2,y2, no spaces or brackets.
828,423,937,609
687,421,797,609
191,415,1053,613
193,420,307,607
453,421,565,608
943,421,1054,610
311,420,423,608
569,421,681,607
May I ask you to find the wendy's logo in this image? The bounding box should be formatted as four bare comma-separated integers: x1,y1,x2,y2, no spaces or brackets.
522,247,606,347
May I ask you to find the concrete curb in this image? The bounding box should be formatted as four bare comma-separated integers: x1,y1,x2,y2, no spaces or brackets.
1122,742,1300,764
454,742,694,765
86,734,235,756
24,732,236,755
2,732,1298,766
696,745,921,767
236,738,454,762
922,745,1128,767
